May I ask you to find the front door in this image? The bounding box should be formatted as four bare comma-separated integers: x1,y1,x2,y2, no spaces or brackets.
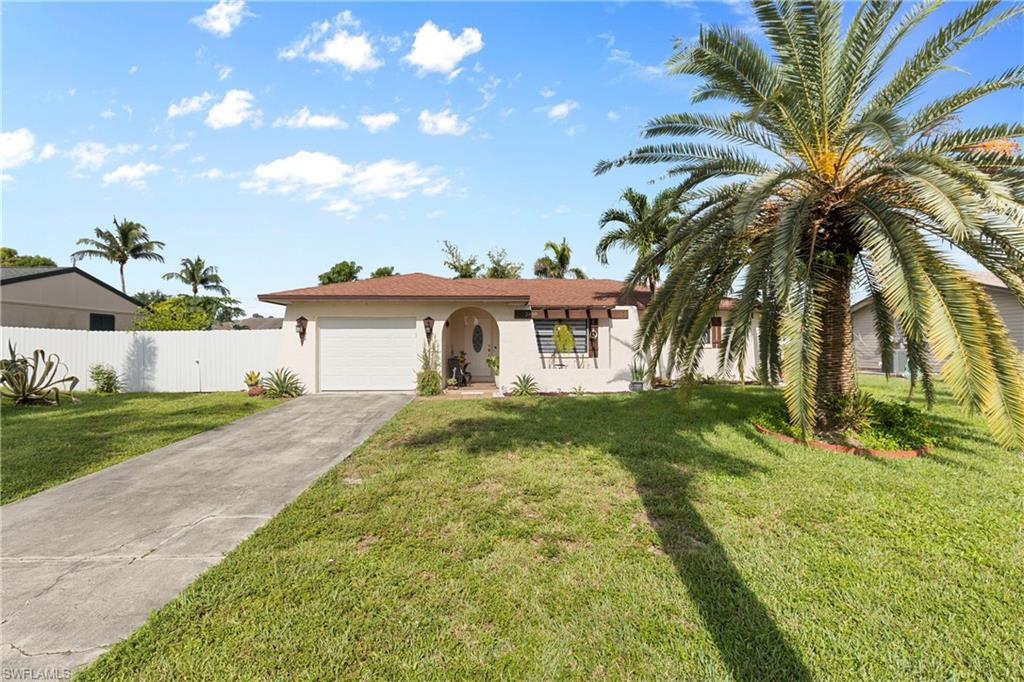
463,315,493,380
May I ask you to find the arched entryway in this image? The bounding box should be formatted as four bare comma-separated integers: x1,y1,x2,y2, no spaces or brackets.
440,307,499,384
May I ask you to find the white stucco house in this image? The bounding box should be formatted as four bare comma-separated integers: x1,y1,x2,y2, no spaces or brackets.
259,273,747,394
852,270,1024,373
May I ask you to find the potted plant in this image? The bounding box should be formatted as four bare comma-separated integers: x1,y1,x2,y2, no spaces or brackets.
629,358,646,392
244,370,263,397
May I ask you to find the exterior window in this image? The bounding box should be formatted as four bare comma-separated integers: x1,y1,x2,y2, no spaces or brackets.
533,319,588,355
89,313,115,331
703,317,723,347
472,324,484,352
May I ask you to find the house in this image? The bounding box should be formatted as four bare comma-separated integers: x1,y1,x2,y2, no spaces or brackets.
0,266,140,331
258,273,748,393
852,270,1024,373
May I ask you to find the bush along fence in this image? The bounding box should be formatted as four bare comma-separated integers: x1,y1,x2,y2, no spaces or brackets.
0,327,281,393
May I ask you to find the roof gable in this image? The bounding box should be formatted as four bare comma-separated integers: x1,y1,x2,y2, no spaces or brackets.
0,267,142,306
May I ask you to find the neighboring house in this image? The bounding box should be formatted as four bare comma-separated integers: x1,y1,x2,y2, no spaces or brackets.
258,272,749,393
0,266,140,331
852,270,1024,373
215,316,284,330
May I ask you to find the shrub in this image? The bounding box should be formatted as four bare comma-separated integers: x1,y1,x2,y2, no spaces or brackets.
89,364,122,394
485,354,500,376
261,368,305,399
0,343,79,405
818,390,874,433
509,374,539,397
571,385,586,396
244,370,261,388
416,341,443,397
552,324,576,355
631,358,647,383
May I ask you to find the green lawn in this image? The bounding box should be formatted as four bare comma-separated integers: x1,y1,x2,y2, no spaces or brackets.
80,376,1023,680
1,392,277,504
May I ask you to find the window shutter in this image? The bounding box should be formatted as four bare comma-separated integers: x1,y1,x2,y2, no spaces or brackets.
533,320,588,354
710,317,723,348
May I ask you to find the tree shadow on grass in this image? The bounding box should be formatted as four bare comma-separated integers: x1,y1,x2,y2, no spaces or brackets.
406,385,812,681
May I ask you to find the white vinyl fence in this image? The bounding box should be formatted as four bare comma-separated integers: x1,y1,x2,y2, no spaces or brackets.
1,327,282,392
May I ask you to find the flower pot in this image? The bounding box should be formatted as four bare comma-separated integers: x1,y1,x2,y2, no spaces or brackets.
629,381,644,392
247,386,264,397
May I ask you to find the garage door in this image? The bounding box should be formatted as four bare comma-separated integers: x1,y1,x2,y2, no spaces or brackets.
318,318,417,391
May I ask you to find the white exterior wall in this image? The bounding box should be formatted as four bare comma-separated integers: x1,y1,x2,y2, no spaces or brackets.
273,301,754,394
0,326,281,392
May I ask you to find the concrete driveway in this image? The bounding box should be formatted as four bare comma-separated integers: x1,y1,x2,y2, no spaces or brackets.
1,392,410,678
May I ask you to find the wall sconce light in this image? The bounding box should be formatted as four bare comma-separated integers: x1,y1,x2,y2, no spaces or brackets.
295,316,308,345
423,316,435,340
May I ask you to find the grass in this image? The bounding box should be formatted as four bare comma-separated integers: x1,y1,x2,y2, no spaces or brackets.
1,392,277,504
79,376,1023,680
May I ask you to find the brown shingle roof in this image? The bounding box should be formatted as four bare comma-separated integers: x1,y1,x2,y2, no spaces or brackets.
259,272,653,308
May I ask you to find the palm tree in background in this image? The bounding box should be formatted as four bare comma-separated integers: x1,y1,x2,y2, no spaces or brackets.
163,256,230,295
71,217,165,292
597,0,1024,447
596,187,680,295
534,238,587,279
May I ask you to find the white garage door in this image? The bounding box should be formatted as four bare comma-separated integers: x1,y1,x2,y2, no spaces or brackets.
318,318,417,391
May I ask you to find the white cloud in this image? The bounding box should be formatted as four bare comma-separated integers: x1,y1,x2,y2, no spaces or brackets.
167,142,190,155
191,0,248,38
544,99,579,121
608,48,663,78
325,198,360,217
167,92,214,119
475,75,501,111
129,64,139,75
66,141,138,171
359,112,399,133
102,162,161,188
38,143,58,161
540,87,556,98
244,152,449,207
244,150,352,194
216,64,233,80
404,21,483,75
607,110,621,122
272,107,348,130
0,129,36,170
500,107,517,117
68,88,76,97
418,109,470,136
195,168,225,179
382,35,402,53
100,109,116,119
205,90,261,129
122,104,134,120
278,11,380,73
1,173,13,183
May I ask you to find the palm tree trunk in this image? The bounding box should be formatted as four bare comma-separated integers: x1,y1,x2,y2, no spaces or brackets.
119,263,126,293
192,283,198,295
815,260,856,406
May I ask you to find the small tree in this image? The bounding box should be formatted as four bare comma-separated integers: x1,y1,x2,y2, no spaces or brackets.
132,298,210,331
70,217,165,292
370,266,398,278
132,290,168,308
484,249,523,278
0,247,57,267
551,323,576,368
441,241,483,278
319,261,362,285
163,256,229,296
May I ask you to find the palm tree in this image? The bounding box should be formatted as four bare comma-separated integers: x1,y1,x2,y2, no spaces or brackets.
596,187,680,295
534,239,587,279
597,0,1024,448
71,217,165,292
163,256,230,296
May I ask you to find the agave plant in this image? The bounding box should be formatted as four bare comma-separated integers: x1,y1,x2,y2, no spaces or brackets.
598,0,1024,447
261,368,305,399
1,343,79,405
509,374,539,397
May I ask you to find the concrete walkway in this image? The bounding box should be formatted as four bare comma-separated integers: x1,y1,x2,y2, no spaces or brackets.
1,392,410,678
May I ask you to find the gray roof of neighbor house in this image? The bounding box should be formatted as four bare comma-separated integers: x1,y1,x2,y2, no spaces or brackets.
215,316,284,330
0,266,64,281
0,266,142,306
851,270,1011,311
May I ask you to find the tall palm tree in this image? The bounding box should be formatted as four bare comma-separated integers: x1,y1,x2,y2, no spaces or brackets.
534,238,587,279
163,256,230,295
71,217,165,292
596,187,680,295
597,0,1024,448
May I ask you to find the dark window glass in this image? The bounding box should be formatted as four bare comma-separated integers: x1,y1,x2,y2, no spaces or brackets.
533,319,587,354
89,313,115,331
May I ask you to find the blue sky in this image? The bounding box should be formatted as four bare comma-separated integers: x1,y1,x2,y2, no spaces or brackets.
3,1,1022,316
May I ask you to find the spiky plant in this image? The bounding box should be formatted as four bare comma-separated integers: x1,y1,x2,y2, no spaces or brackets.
596,187,681,294
534,238,587,279
597,0,1024,448
1,343,79,405
261,368,305,399
163,256,230,296
71,217,165,292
